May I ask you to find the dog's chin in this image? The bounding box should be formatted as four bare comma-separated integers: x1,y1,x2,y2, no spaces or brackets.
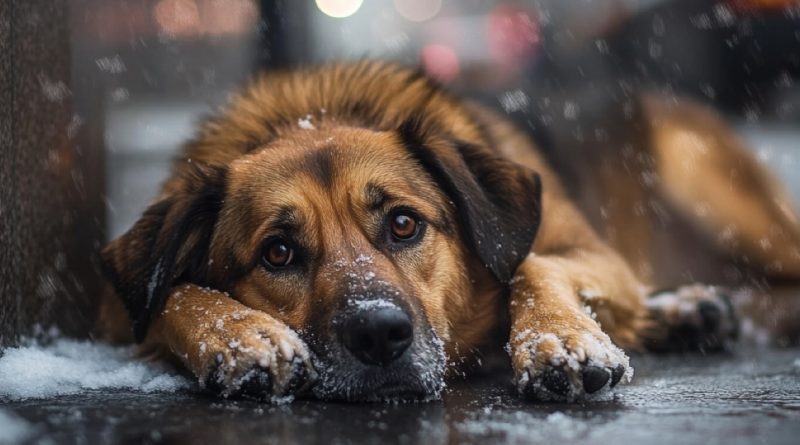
372,384,428,401
311,364,445,402
310,343,446,402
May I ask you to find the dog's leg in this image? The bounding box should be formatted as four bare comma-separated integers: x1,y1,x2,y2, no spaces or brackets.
508,252,641,401
643,92,800,281
508,194,645,401
145,283,316,400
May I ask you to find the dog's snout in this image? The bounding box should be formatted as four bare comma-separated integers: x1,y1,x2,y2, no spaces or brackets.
340,307,413,366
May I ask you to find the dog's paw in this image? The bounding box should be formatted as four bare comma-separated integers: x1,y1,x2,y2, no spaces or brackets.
193,310,317,401
511,329,633,402
644,284,738,352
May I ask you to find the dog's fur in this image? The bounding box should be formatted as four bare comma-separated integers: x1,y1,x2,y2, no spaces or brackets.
99,61,800,402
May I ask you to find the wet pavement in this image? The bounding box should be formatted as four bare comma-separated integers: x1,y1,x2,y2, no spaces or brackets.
3,347,800,445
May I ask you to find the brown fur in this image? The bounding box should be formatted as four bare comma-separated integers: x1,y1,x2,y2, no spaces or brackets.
99,61,800,402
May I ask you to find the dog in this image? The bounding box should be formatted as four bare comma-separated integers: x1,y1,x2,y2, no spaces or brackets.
98,60,800,402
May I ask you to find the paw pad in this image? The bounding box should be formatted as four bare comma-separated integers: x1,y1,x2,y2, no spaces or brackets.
514,332,633,402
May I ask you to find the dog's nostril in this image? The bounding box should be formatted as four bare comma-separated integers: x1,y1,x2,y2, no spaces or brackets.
387,324,412,342
340,307,414,367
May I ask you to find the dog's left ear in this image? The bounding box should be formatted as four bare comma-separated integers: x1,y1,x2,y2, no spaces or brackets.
399,119,542,283
100,164,227,341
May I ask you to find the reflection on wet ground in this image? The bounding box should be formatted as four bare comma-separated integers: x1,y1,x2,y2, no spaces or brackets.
4,347,800,445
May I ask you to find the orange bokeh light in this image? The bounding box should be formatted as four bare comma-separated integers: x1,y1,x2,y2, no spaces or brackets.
154,0,201,37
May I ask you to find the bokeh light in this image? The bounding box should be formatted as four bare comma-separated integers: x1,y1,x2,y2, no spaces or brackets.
201,0,257,35
394,0,442,23
420,44,460,83
154,0,201,37
315,0,364,18
487,5,541,71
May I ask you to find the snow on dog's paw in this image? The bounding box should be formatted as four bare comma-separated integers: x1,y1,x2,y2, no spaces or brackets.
195,311,316,402
644,284,738,352
511,329,633,402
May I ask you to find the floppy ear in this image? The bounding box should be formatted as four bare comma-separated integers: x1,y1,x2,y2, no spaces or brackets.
399,119,542,283
100,165,227,342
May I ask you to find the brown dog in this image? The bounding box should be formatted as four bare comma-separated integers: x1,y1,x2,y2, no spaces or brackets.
99,61,800,402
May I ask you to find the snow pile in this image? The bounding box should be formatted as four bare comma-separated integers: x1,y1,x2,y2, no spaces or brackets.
0,336,191,401
0,409,34,444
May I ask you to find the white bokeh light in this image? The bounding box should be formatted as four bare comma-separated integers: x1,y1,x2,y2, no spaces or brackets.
315,0,363,18
393,0,442,22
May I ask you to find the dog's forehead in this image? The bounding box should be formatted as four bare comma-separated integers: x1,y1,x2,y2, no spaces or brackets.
219,126,451,247
228,127,432,198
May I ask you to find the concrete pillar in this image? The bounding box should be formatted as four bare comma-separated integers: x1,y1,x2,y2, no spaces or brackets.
0,0,104,346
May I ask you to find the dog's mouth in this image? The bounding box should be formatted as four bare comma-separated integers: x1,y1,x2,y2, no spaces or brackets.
310,361,444,402
372,383,429,401
306,330,447,402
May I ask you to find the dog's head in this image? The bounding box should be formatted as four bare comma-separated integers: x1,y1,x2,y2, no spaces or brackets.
101,62,541,401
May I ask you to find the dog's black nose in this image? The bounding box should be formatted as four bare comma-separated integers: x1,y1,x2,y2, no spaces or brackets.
340,307,413,366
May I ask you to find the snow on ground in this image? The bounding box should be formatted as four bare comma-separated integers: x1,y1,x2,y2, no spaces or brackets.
0,408,34,444
0,334,190,401
457,410,592,443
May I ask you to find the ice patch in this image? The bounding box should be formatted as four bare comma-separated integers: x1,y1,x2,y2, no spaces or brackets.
0,408,34,444
457,410,591,442
0,337,190,401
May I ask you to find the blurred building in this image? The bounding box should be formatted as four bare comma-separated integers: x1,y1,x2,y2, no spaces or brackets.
89,0,800,240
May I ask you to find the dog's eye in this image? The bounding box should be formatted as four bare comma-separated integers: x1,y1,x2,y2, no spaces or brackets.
261,238,295,269
389,210,421,241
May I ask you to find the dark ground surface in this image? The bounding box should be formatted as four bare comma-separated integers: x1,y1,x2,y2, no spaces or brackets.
2,347,800,445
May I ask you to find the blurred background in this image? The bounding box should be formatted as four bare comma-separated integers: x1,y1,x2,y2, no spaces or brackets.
2,0,799,345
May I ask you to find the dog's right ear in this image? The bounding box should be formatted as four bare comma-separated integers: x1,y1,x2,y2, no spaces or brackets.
100,164,227,342
398,117,542,284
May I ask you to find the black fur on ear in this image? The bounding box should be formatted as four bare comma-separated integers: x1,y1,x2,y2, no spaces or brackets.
398,118,542,283
100,164,227,342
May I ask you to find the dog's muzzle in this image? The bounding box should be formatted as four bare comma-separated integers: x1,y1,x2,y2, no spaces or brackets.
307,296,446,402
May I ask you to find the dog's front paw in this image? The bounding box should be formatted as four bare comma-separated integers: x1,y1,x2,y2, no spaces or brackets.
191,310,316,401
644,284,738,352
511,328,633,402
